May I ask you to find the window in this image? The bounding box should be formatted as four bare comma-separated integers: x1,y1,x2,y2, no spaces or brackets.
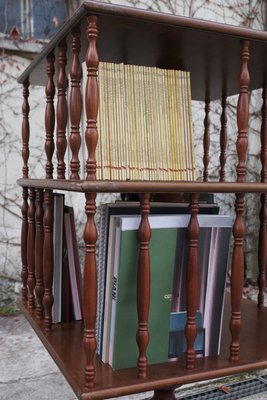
0,0,70,39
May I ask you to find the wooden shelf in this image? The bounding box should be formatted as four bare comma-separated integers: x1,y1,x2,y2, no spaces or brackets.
20,296,267,400
17,178,267,194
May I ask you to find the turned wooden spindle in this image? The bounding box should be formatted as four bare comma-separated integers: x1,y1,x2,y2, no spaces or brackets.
35,189,44,319
21,79,30,301
70,25,82,180
203,98,210,182
136,193,151,379
83,15,99,389
185,193,200,370
258,86,267,307
43,190,54,332
56,39,68,180
219,94,227,182
85,15,99,181
27,188,36,309
229,40,250,362
83,193,97,388
45,52,55,179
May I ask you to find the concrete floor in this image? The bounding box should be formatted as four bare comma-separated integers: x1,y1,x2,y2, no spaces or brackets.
1,311,267,400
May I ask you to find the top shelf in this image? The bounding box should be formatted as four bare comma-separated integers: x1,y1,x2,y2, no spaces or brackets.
18,1,267,100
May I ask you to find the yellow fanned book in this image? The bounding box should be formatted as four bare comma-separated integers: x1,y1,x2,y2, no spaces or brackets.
97,62,195,181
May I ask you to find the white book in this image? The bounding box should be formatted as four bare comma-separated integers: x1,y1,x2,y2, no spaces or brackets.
52,193,64,324
64,208,83,321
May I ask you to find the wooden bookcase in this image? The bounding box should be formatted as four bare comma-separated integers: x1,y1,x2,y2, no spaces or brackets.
17,2,267,399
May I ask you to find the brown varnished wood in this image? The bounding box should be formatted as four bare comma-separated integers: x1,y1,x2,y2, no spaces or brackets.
70,25,82,180
229,40,250,363
82,14,99,389
56,39,68,180
83,193,97,388
219,94,227,182
45,52,55,179
21,79,30,301
43,189,54,332
22,79,30,179
203,99,210,182
17,178,267,194
85,15,99,181
136,193,151,379
21,187,29,301
258,86,267,307
185,193,200,370
27,188,36,309
19,296,267,400
35,189,44,319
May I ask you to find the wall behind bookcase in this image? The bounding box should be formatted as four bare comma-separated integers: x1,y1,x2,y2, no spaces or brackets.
0,0,265,308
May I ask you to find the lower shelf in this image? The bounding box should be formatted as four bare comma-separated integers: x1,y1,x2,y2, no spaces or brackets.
20,295,267,400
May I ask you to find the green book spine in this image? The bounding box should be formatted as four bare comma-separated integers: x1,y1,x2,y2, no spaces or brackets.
111,225,177,370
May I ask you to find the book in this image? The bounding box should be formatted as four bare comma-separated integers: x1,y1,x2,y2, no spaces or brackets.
170,216,232,358
107,215,177,369
61,229,70,323
102,213,232,369
96,201,220,355
52,193,64,324
97,62,195,181
64,206,83,321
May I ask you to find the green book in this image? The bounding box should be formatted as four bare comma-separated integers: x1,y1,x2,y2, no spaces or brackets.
106,214,232,370
109,216,177,370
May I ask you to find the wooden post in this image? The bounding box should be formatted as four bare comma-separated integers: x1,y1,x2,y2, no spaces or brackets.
45,52,55,180
27,188,36,309
229,40,250,362
35,189,44,319
136,193,151,379
219,93,227,182
21,79,30,301
70,25,82,180
203,98,210,182
185,193,199,370
43,52,55,331
43,189,54,331
56,38,68,179
258,86,267,307
83,15,99,389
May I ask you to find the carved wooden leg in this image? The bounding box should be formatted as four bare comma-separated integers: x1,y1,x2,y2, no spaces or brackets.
229,193,245,362
83,193,97,388
203,98,210,182
27,188,36,309
258,193,267,307
21,187,28,301
185,193,199,370
136,193,151,379
258,87,267,307
43,189,54,332
35,189,44,319
21,79,30,300
229,39,249,362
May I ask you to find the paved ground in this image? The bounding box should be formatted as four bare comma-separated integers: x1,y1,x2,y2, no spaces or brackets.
1,287,267,400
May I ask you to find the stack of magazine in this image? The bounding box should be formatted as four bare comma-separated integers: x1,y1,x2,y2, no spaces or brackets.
96,201,232,370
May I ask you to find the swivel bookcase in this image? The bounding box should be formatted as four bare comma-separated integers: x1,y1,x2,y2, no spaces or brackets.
17,2,267,399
